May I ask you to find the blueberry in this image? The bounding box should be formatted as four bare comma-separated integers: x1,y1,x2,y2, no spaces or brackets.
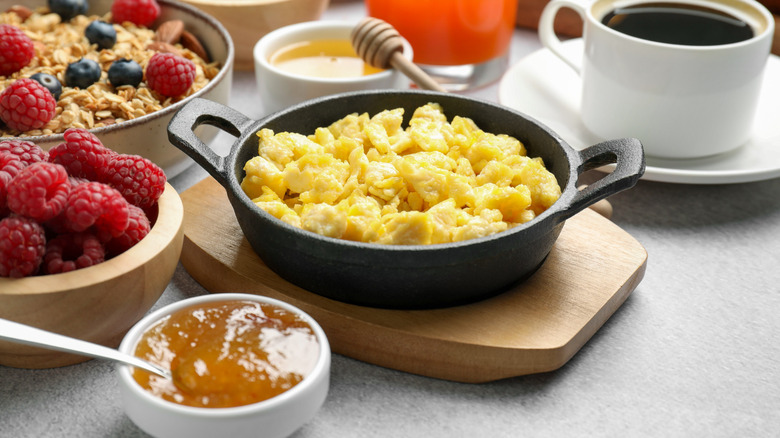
48,0,88,21
64,58,101,89
85,20,116,50
108,58,143,88
29,73,63,100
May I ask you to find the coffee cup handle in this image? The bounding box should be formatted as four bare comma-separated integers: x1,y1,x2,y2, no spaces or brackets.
538,0,587,74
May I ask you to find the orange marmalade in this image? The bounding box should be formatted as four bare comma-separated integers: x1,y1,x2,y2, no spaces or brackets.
132,300,320,408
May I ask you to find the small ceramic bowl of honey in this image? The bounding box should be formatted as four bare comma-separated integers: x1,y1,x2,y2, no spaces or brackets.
116,293,331,438
253,20,413,115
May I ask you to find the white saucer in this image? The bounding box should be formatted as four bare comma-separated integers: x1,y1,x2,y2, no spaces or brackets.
498,39,780,185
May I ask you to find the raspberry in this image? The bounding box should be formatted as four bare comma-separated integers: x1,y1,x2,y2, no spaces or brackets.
145,52,196,97
43,211,69,235
0,152,26,216
48,128,115,180
0,24,34,76
105,203,150,256
0,140,49,166
68,176,90,186
44,231,105,274
0,79,57,133
43,178,92,234
6,162,70,222
64,181,129,238
102,153,166,209
0,214,46,277
111,0,160,27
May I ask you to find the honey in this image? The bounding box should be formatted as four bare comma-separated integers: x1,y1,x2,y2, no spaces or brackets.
269,39,385,78
132,300,320,408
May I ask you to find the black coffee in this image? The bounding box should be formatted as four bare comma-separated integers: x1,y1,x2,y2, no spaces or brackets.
601,2,754,46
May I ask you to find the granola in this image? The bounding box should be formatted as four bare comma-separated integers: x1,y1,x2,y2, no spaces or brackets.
0,7,221,137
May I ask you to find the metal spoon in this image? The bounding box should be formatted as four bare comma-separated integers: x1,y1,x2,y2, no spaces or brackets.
0,318,171,380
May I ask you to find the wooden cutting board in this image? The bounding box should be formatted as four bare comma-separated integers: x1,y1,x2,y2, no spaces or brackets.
179,177,647,383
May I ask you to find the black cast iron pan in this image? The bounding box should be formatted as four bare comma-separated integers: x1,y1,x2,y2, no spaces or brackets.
168,90,645,309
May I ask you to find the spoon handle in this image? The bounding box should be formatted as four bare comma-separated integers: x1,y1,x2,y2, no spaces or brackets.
389,51,447,92
0,318,170,379
351,17,447,93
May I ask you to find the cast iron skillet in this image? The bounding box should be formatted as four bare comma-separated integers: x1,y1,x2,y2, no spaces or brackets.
168,90,645,309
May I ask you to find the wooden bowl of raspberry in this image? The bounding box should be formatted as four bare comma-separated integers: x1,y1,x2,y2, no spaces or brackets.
0,0,234,178
0,129,184,369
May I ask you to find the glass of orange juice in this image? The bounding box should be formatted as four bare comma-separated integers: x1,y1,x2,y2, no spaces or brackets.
365,0,517,90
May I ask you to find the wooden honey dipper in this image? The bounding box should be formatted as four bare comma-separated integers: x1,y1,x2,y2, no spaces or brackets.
351,17,447,92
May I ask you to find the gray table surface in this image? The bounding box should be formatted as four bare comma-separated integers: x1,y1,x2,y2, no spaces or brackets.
2,1,780,437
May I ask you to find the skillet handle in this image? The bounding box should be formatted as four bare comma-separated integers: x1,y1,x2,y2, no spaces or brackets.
167,98,255,186
564,138,645,220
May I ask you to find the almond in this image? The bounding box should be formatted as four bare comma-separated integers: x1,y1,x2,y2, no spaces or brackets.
6,5,33,21
154,20,184,45
146,41,182,57
180,30,210,63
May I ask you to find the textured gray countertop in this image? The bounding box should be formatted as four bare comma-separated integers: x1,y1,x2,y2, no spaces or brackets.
2,1,779,437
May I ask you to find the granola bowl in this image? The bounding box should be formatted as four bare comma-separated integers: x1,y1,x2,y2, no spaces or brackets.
0,0,234,177
0,183,184,369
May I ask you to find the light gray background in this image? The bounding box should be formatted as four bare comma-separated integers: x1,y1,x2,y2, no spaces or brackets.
2,1,779,436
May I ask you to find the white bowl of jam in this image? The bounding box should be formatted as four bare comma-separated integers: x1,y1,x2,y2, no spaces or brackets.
253,20,413,115
117,293,330,438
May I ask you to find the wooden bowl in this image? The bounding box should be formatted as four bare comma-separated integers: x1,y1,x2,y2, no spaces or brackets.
0,183,184,369
179,0,330,70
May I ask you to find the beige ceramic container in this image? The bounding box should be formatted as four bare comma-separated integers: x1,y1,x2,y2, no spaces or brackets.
180,0,330,70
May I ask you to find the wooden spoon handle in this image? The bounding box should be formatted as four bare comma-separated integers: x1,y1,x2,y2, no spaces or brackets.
352,17,447,92
389,51,447,92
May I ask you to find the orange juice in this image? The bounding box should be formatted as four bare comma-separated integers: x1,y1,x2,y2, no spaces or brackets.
366,0,517,66
270,39,385,78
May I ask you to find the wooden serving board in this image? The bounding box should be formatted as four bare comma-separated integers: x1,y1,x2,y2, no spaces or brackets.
179,178,647,383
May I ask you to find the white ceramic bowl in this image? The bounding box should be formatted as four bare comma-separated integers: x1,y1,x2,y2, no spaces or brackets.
253,20,413,115
0,0,234,178
117,293,331,438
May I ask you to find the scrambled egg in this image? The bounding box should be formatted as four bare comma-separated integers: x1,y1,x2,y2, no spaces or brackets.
240,103,561,245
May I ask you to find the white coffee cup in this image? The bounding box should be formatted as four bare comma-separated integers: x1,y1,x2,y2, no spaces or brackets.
539,0,774,159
